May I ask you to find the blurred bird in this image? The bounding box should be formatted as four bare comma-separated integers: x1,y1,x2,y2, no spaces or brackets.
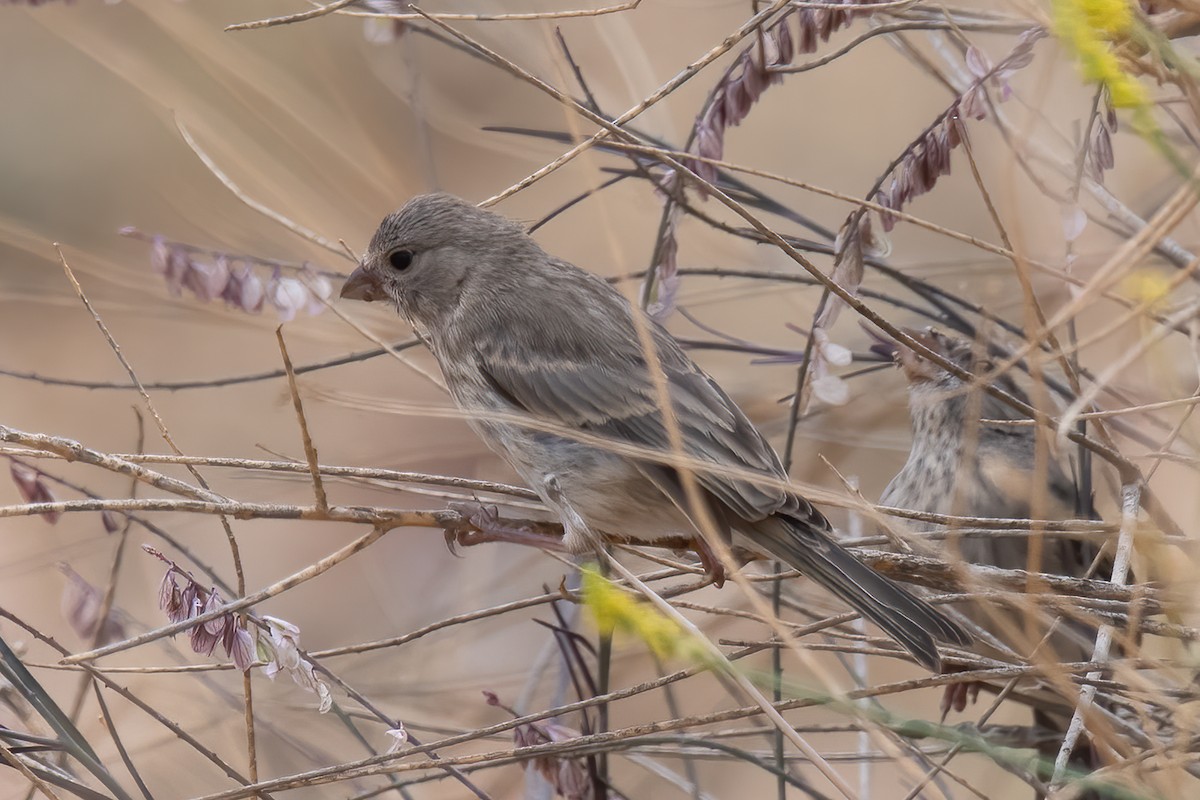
879,327,1110,792
339,192,970,671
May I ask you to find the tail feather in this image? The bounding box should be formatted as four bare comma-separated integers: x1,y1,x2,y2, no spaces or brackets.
752,514,971,670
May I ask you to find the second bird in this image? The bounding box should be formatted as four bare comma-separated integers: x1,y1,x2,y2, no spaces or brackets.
340,193,970,670
880,327,1109,793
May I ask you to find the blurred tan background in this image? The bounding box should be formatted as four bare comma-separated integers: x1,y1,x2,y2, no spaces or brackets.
1,1,1195,798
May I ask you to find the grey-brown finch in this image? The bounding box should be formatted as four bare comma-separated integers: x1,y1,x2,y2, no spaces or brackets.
340,193,970,670
881,328,1107,790
880,328,1100,672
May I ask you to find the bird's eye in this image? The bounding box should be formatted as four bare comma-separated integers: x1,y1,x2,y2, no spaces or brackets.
388,250,414,271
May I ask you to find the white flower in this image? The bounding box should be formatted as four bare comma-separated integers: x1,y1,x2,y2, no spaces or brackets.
267,276,310,322
1062,205,1088,243
258,616,332,712
813,329,852,367
811,374,849,406
384,726,408,754
305,273,334,316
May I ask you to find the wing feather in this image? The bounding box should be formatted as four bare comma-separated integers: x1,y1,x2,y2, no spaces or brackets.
473,313,796,522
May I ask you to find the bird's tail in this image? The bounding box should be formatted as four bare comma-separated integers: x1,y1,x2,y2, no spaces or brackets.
751,514,971,671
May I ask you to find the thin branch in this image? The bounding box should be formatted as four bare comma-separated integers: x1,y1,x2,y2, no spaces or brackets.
471,0,795,206
225,0,360,31
0,341,411,391
174,116,349,259
1050,482,1142,790
275,328,328,511
237,0,643,29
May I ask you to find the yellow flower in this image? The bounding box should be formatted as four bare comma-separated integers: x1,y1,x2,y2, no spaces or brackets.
1052,0,1148,110
1121,267,1173,306
581,566,699,661
1080,0,1132,34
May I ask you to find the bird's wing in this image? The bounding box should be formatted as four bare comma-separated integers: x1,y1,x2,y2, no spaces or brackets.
471,307,821,525
977,434,1079,519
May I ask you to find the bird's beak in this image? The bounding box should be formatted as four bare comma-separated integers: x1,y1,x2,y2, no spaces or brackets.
894,327,940,383
340,265,385,302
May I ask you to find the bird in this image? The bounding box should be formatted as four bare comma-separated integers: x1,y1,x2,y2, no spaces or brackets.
339,192,970,671
879,327,1100,666
879,326,1110,791
880,327,1083,531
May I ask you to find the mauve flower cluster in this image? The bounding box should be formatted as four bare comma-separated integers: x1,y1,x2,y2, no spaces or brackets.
875,31,1045,231
484,691,590,799
145,546,256,672
691,2,894,186
874,118,960,233
144,546,333,710
690,17,792,186
58,564,127,646
122,228,335,322
793,0,875,54
799,212,891,408
1062,95,1117,250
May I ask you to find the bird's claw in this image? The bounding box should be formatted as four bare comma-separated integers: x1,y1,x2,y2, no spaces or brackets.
443,500,567,554
939,679,981,720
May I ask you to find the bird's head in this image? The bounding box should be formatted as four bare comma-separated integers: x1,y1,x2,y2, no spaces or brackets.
882,328,1029,423
888,327,983,390
339,193,535,330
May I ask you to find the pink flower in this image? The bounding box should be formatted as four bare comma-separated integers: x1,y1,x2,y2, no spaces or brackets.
227,626,257,672
189,617,221,656
202,589,227,635
222,265,265,313
182,256,231,302
304,272,333,316
59,564,126,644
9,462,59,523
157,569,182,618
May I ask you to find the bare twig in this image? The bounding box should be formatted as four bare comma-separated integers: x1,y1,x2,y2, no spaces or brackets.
174,116,348,258
275,328,328,511
1050,482,1142,791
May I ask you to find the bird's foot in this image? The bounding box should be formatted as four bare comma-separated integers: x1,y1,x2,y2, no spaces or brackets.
443,501,567,555
939,677,982,720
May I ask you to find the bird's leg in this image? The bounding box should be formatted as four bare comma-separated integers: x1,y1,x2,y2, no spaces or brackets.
691,535,727,588
541,474,605,554
443,500,567,554
537,473,726,587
